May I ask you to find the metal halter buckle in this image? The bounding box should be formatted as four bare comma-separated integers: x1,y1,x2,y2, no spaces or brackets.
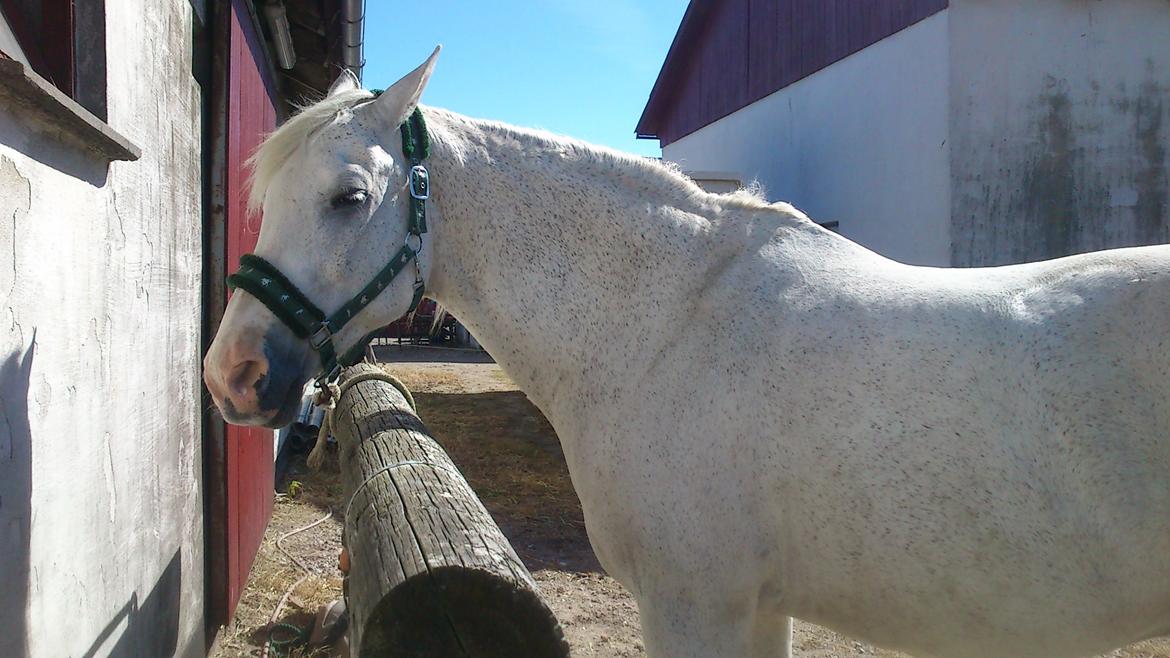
409,165,430,200
309,323,332,350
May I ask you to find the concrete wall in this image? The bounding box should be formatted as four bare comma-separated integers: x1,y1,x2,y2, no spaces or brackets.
662,11,952,266
0,1,204,656
949,0,1170,266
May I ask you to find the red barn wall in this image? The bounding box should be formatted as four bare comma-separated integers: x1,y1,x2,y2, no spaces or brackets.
205,0,278,628
640,0,949,146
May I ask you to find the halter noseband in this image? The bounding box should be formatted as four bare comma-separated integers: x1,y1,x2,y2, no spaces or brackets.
226,107,432,389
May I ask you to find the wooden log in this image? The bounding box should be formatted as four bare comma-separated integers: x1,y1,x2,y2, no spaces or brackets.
330,364,569,658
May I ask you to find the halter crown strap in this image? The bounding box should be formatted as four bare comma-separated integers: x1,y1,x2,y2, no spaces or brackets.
401,107,430,234
226,107,431,387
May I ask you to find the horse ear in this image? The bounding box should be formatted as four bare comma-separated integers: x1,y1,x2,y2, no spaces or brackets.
368,46,441,128
327,69,361,97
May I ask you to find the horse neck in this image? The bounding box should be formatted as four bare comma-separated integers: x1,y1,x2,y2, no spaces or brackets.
422,110,736,424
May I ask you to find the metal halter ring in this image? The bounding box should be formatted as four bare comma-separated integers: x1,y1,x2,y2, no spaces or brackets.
404,232,423,253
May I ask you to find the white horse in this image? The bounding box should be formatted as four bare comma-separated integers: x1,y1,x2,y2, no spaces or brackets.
204,49,1170,658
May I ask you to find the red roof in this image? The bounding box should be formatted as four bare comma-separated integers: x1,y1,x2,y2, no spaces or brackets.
636,0,948,146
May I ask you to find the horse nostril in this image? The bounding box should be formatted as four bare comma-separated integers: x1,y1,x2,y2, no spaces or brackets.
227,359,268,400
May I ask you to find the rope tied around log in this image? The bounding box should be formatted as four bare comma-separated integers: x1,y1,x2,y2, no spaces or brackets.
307,370,417,471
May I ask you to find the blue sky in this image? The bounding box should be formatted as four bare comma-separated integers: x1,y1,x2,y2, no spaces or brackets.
361,1,689,157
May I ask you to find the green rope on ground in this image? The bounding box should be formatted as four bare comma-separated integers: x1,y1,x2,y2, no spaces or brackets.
266,622,307,655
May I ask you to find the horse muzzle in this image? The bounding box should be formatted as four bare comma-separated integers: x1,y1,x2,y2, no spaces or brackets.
205,315,309,428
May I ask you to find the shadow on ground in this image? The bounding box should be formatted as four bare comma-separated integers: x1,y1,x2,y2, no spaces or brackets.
373,343,494,364
411,388,601,574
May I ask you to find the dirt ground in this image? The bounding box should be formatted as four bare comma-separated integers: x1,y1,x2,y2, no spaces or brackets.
211,345,1170,658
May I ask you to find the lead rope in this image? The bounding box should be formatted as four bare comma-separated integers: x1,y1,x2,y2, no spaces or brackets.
305,371,417,471
261,505,334,658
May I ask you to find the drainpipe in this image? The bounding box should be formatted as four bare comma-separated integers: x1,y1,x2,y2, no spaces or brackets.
262,1,296,70
339,0,364,79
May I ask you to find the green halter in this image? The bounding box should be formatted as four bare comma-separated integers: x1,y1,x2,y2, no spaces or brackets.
227,107,431,388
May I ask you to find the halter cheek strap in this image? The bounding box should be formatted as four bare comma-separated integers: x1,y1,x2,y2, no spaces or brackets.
226,107,431,388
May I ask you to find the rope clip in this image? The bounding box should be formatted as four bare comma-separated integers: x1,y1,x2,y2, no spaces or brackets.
312,379,341,409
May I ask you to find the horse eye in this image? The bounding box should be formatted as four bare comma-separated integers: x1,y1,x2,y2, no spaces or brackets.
332,188,368,208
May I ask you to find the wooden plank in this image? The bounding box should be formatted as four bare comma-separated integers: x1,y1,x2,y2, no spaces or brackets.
704,0,747,127
776,0,800,101
747,0,778,101
332,364,569,657
221,0,277,621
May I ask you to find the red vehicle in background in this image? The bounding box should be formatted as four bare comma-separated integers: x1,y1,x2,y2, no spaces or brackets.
373,298,458,344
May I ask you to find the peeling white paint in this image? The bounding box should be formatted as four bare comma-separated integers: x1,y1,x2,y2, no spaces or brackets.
0,156,28,305
102,431,118,525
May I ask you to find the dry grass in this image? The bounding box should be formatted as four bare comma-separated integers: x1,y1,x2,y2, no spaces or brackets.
209,474,346,658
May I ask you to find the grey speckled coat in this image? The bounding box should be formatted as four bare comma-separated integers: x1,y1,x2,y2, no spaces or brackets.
206,51,1170,658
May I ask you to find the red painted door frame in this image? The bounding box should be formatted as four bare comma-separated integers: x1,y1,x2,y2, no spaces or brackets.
204,0,280,633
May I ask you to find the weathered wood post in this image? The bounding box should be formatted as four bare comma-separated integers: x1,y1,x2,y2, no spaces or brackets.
330,363,569,657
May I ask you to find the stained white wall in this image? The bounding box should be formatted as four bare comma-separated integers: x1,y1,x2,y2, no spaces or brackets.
948,0,1170,266
0,1,204,656
662,11,952,266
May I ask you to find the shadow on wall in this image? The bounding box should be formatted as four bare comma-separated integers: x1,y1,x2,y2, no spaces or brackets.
81,551,182,658
0,338,182,656
0,102,110,187
0,342,34,658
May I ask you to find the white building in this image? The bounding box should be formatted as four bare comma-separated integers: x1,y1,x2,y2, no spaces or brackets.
637,0,1170,267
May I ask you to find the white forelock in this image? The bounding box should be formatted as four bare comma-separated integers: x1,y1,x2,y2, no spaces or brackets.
246,88,375,214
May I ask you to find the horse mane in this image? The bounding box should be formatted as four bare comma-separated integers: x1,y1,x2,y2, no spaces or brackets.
419,106,779,216
246,88,376,214
247,88,782,218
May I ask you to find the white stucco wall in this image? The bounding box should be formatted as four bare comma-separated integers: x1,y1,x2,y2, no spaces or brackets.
948,0,1170,266
0,1,204,656
662,11,952,266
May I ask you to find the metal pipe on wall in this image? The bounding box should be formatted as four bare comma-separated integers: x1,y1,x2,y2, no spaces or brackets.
339,0,363,78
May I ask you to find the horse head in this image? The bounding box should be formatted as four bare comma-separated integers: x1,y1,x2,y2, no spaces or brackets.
204,48,441,427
